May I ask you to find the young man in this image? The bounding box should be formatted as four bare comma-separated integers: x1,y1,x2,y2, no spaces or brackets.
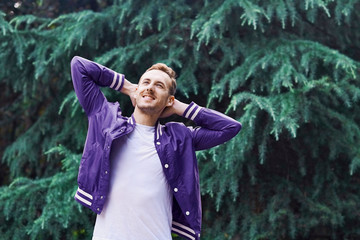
70,56,241,240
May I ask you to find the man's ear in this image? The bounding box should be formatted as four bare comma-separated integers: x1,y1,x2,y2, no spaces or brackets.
166,95,175,107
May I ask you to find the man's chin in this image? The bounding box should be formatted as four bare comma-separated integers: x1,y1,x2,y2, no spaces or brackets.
137,105,160,114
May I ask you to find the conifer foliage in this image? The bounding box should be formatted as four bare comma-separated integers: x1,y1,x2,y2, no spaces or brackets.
1,0,360,239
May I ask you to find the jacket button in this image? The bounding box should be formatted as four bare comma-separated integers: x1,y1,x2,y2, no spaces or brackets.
100,196,104,199
186,211,190,215
174,188,178,192
164,164,169,168
97,208,100,211
107,145,110,149
105,171,108,174
156,142,161,145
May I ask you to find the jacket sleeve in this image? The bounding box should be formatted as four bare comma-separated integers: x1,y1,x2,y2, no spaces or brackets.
183,102,242,151
70,56,125,116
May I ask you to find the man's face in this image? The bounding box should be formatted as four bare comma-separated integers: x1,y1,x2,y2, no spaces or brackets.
135,70,174,114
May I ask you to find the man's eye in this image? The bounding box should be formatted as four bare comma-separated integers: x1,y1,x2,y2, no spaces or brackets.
157,84,164,88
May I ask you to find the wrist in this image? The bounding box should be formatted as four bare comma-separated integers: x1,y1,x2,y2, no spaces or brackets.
120,79,136,96
173,99,188,116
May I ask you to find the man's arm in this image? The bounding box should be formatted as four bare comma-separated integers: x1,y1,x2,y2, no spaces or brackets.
185,102,241,150
70,56,133,116
162,99,241,150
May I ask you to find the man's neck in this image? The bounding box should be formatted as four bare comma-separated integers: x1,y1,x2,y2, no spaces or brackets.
133,107,161,126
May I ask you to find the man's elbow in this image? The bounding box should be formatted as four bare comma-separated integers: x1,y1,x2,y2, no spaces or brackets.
219,121,241,145
70,56,81,69
223,120,242,141
233,121,242,136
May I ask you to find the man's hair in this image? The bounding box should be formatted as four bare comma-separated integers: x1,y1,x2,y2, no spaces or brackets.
146,63,177,95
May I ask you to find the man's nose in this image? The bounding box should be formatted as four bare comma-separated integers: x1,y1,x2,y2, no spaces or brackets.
146,84,154,92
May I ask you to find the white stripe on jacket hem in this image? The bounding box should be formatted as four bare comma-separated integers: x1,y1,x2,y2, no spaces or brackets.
172,221,196,234
77,187,93,199
75,193,92,206
172,228,195,240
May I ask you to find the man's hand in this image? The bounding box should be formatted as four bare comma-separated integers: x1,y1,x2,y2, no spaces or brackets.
160,99,188,118
129,85,137,107
120,78,138,107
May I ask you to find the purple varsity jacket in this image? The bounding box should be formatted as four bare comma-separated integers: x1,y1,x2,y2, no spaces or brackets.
70,56,241,240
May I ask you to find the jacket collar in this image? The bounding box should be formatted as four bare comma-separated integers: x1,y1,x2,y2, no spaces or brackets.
127,114,136,125
156,121,163,140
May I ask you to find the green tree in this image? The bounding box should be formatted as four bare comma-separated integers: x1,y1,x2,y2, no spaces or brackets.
1,0,360,239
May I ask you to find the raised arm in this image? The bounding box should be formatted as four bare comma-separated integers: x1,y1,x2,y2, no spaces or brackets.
183,102,241,150
162,99,241,150
70,56,136,116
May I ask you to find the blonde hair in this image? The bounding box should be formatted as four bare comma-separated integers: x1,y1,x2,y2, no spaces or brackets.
146,63,177,95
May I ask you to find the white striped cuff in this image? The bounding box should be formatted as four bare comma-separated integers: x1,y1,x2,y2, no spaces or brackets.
109,72,124,91
183,102,202,121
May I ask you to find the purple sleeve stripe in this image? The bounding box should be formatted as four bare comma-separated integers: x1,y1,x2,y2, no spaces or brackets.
114,74,122,90
118,74,125,91
183,102,196,119
190,106,202,120
109,72,117,88
184,102,202,120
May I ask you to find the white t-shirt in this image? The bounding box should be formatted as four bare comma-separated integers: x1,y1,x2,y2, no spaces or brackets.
92,123,173,240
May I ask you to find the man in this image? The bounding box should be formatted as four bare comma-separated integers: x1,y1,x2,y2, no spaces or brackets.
70,56,241,240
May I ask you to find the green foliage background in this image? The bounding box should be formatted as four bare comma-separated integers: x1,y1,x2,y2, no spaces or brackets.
1,0,360,239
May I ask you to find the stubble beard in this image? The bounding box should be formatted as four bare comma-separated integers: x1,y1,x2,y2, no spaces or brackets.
137,102,163,115
136,90,167,115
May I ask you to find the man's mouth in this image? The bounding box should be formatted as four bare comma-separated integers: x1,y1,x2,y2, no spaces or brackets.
142,94,155,100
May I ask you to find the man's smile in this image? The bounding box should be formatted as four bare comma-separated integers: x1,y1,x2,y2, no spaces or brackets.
142,93,156,100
